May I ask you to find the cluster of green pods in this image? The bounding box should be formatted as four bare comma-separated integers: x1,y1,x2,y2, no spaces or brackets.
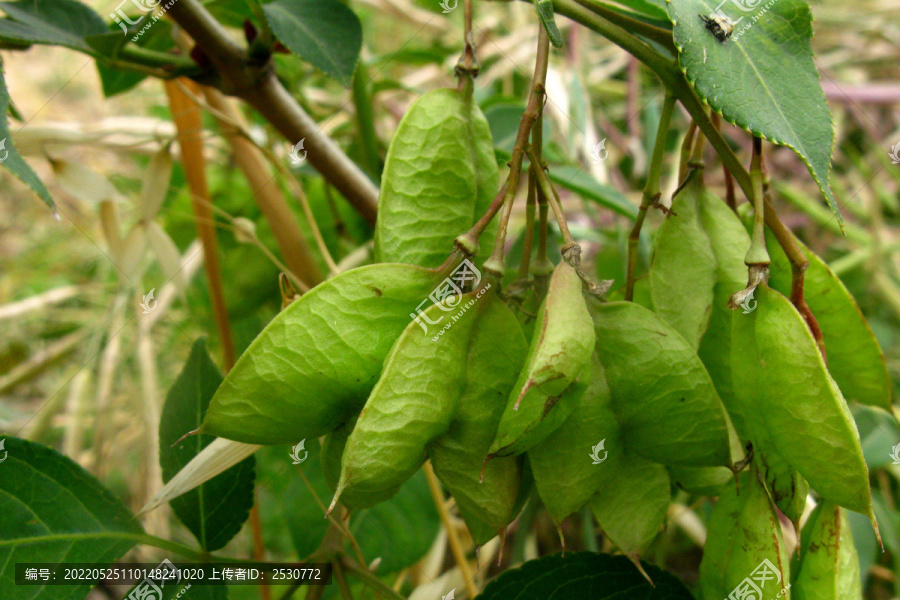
197,87,888,588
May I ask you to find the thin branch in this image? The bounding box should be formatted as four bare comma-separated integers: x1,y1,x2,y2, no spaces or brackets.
164,0,379,223
482,23,552,276
625,93,676,301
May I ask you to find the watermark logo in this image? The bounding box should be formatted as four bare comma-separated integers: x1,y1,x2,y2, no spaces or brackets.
140,289,157,314
740,288,757,314
590,138,609,163
127,558,184,600
0,439,7,464
439,0,457,13
889,141,900,165
442,589,455,600
0,138,8,163
589,439,608,464
290,440,308,464
724,559,789,600
890,442,900,465
289,139,307,165
110,0,178,41
410,259,482,334
712,0,779,43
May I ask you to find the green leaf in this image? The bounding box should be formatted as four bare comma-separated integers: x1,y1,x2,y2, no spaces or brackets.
534,0,564,48
159,338,255,552
94,20,177,97
348,470,440,574
0,0,106,52
0,69,53,208
280,440,332,559
0,437,143,599
591,301,733,467
548,165,637,219
261,0,361,87
610,0,669,21
475,551,695,599
125,577,227,600
667,0,840,223
201,263,445,444
764,228,891,410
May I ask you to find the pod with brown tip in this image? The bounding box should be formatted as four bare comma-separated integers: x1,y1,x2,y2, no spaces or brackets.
793,501,862,600
700,469,791,600
528,353,619,523
487,262,595,457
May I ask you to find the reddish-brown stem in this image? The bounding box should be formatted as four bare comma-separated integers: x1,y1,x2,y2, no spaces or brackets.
711,113,737,211
762,201,826,360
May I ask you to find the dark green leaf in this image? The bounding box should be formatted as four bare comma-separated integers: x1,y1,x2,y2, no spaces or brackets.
609,0,669,21
95,20,176,97
0,0,106,52
125,577,227,600
0,437,143,599
262,0,362,87
475,551,695,599
159,338,255,552
281,440,331,559
668,0,840,223
0,69,53,208
348,471,440,574
534,0,564,48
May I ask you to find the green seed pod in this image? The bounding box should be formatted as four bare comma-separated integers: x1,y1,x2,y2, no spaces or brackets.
696,186,752,439
375,89,498,267
764,228,891,411
321,416,399,510
700,469,791,600
793,502,862,600
488,262,595,457
668,464,732,497
333,292,481,507
731,284,874,516
430,293,529,545
529,353,619,523
589,449,670,570
649,170,717,349
489,367,590,459
755,443,809,531
201,263,452,444
591,301,733,467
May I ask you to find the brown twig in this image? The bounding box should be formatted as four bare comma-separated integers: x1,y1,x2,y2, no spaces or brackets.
164,79,236,369
164,0,379,223
202,87,323,287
